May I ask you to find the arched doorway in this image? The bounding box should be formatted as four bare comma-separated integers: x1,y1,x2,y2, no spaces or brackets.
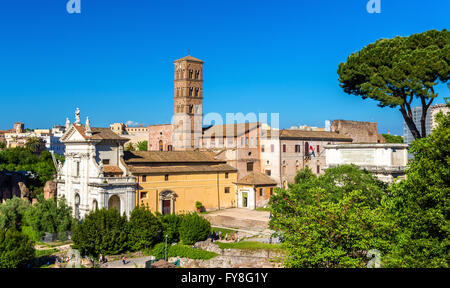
108,195,121,212
159,190,177,215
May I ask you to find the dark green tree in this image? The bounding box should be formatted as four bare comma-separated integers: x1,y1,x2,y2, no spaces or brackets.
23,195,74,241
160,213,184,244
338,29,449,139
0,197,30,231
179,213,211,245
270,165,396,268
25,137,45,153
0,229,35,268
72,208,129,257
386,105,449,267
128,205,162,251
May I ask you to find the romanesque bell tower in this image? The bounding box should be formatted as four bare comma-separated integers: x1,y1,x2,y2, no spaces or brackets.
172,55,204,150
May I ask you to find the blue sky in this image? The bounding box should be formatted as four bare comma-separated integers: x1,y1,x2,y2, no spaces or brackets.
0,0,448,135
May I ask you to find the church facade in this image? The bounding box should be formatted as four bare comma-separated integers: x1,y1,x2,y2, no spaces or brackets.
56,109,137,219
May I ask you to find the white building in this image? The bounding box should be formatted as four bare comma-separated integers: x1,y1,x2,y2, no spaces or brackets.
56,109,137,220
403,104,449,145
325,143,409,183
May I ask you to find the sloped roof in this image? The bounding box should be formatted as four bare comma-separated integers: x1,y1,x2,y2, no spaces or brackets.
71,125,127,141
280,129,353,142
234,171,277,186
174,55,204,63
203,123,260,138
104,166,123,174
127,163,237,175
123,150,220,163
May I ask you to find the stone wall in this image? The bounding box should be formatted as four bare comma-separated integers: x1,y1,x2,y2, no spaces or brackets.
177,240,285,268
331,120,379,143
148,124,173,151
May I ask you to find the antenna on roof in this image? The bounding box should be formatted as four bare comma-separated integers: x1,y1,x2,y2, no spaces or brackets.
188,49,190,56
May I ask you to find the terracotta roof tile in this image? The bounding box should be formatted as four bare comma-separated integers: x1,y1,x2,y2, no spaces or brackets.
234,171,277,186
280,130,353,141
128,163,237,175
103,166,123,174
123,151,220,163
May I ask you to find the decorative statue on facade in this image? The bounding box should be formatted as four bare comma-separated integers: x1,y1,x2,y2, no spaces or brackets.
98,160,104,178
65,118,71,130
85,117,92,136
75,108,81,126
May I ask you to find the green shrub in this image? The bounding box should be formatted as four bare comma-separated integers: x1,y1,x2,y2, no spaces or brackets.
151,243,218,260
161,214,184,244
72,208,129,257
23,195,74,239
179,213,211,245
128,205,162,251
0,197,30,231
0,229,35,268
21,225,40,242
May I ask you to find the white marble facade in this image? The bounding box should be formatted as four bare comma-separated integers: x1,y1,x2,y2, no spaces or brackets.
56,109,136,220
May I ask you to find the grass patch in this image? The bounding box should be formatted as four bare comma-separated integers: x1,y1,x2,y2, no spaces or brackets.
150,243,218,260
211,227,236,237
35,248,58,258
216,241,284,251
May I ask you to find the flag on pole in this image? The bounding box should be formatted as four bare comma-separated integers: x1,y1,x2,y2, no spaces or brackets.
310,145,315,157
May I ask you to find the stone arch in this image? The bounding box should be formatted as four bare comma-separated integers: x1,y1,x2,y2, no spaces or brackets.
108,195,121,212
92,199,98,211
159,190,178,215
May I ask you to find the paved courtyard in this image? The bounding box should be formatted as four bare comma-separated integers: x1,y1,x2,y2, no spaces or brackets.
201,208,271,232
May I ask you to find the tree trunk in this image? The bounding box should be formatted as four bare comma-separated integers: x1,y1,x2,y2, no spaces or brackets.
400,106,422,139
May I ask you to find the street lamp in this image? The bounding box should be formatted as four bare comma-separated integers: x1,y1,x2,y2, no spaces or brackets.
165,234,168,261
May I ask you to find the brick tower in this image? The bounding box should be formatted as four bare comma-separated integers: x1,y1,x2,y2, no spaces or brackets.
172,55,204,150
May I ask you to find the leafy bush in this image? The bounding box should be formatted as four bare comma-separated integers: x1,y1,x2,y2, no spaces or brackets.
0,229,35,268
270,165,396,268
160,214,184,244
21,225,40,242
151,243,217,260
179,213,211,245
23,195,74,239
72,208,129,257
0,148,63,197
385,107,450,268
128,205,162,251
0,197,30,231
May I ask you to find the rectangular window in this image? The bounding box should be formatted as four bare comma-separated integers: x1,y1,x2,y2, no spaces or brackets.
103,159,110,165
283,144,286,153
265,170,271,176
270,188,273,195
225,172,229,179
142,175,147,182
295,145,301,153
140,192,148,199
317,165,320,174
224,187,230,194
247,162,254,172
259,188,263,197
261,145,265,153
164,174,169,181
317,145,320,154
